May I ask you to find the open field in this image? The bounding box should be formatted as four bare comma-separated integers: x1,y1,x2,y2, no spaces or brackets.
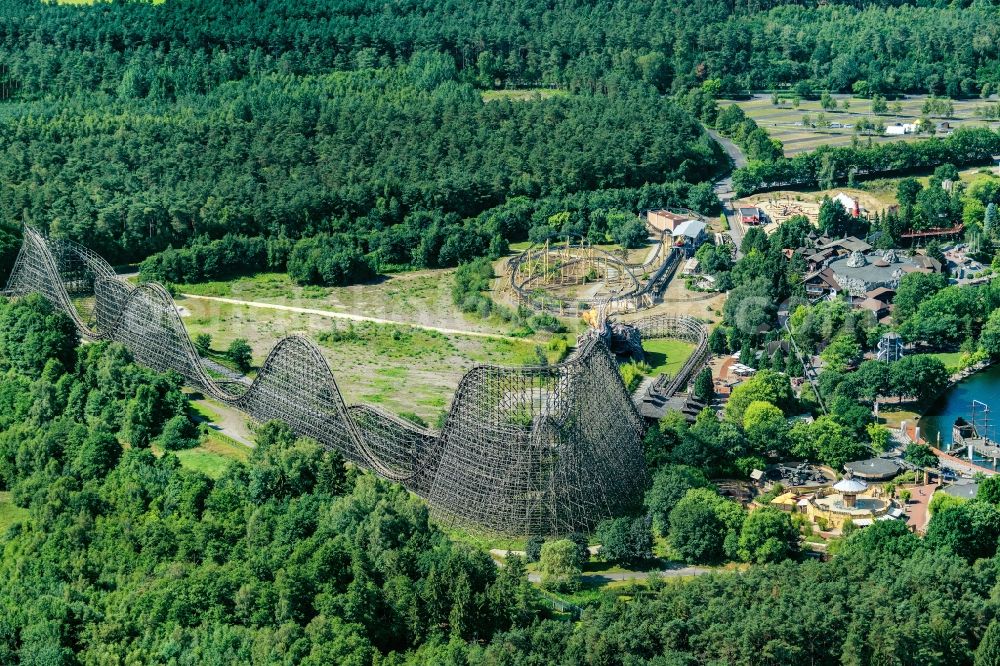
177,295,569,423
177,270,506,335
721,94,1000,157
170,435,251,479
177,267,579,338
0,492,28,532
481,88,566,103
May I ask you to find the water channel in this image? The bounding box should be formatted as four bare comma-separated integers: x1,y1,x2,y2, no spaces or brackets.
921,365,1000,462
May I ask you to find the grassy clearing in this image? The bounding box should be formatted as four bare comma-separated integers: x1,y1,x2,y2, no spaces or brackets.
151,433,251,480
721,94,998,157
176,269,512,336
444,529,528,555
180,297,565,421
878,408,921,430
928,352,965,373
0,492,28,532
643,339,696,377
189,400,222,423
171,434,251,479
481,88,566,103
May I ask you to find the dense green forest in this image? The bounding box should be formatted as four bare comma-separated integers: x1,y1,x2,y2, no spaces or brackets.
0,64,721,270
0,0,998,98
0,295,536,662
2,0,1000,284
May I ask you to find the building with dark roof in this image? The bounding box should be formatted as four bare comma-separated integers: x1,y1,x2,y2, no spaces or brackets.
804,268,841,301
844,457,901,481
939,480,978,500
829,249,939,297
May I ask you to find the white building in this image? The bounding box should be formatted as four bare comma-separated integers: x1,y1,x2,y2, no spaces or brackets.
885,123,918,136
671,220,707,256
832,192,861,217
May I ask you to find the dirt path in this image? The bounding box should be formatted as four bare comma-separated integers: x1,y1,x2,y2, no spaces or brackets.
181,293,519,341
526,566,713,584
188,394,256,448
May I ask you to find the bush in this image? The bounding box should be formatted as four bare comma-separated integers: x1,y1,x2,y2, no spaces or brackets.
452,257,496,317
539,539,582,592
193,333,212,356
619,360,652,392
160,414,199,451
226,338,253,373
525,536,544,563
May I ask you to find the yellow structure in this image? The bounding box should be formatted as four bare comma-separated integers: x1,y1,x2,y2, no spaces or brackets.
769,476,902,533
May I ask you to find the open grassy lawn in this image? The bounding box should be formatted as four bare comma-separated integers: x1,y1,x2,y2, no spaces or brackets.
721,94,999,157
171,434,250,479
643,339,696,377
0,492,28,532
445,529,528,556
155,433,251,480
928,352,965,373
878,408,921,430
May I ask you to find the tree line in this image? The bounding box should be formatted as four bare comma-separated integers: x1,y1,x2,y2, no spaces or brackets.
0,0,998,100
731,126,1000,196
0,57,722,284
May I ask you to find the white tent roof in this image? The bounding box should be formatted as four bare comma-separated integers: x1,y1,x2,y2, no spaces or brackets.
673,220,706,238
833,477,868,494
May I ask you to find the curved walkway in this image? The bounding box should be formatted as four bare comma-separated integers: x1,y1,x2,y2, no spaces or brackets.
705,127,749,257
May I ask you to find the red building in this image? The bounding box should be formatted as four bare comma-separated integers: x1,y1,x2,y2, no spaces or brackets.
739,206,761,225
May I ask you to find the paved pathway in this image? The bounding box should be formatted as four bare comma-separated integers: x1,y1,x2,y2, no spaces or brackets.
490,550,714,583
900,482,937,534
180,293,518,341
705,128,748,257
706,128,749,170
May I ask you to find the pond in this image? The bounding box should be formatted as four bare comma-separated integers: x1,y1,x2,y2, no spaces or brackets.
921,364,1000,451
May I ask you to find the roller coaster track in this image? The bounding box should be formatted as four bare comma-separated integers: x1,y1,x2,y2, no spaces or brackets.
632,315,711,398
5,226,670,536
7,228,712,535
509,227,690,315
